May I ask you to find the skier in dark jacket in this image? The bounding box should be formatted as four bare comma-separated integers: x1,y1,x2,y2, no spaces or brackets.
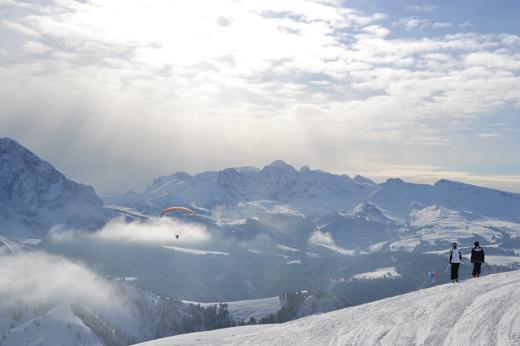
449,242,462,283
470,241,485,278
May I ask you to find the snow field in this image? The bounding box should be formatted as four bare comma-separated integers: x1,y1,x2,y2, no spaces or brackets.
135,270,520,346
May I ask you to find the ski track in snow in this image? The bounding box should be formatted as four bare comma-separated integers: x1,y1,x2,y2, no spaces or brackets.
134,271,520,346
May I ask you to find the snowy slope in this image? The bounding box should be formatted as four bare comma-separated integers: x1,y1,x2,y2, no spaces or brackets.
0,138,108,236
369,178,520,222
0,303,105,346
351,267,401,281
134,270,520,346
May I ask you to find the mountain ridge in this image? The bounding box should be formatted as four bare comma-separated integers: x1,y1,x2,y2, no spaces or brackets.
0,137,108,236
106,159,520,223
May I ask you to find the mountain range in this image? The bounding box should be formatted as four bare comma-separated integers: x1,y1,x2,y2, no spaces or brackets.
104,159,520,223
2,137,520,345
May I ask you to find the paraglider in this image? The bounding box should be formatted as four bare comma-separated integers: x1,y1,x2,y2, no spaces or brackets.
159,206,197,239
160,206,196,217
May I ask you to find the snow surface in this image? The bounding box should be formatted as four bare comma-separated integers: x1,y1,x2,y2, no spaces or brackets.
485,256,520,267
410,205,520,243
315,243,355,256
388,239,421,252
276,244,300,252
134,270,520,346
162,245,229,256
0,303,104,346
352,267,401,281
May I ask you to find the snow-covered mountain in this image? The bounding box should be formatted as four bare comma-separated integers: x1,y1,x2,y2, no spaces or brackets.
369,178,520,222
0,247,343,346
101,161,520,259
133,270,520,346
0,138,108,236
0,286,343,346
0,279,231,346
104,160,520,228
91,161,520,305
4,141,520,345
109,160,377,216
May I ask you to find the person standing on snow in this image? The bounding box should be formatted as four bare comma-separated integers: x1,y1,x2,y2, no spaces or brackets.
471,241,485,278
449,242,462,283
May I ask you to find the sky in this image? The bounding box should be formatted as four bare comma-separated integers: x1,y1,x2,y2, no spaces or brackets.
0,0,519,193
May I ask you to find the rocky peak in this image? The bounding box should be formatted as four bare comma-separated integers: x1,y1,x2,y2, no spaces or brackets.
353,175,375,185
352,202,389,223
0,138,107,236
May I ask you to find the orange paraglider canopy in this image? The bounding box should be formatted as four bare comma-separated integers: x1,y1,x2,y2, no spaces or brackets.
160,206,196,217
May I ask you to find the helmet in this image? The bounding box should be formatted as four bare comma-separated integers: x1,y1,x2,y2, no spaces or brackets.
474,241,480,247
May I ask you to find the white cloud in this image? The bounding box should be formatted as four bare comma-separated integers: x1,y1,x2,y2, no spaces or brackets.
22,40,52,54
433,22,452,28
459,21,473,28
50,217,211,245
1,19,41,37
363,25,390,38
0,0,34,9
465,52,520,70
405,5,437,13
477,132,501,138
308,230,355,255
0,252,127,312
393,17,429,30
0,1,519,192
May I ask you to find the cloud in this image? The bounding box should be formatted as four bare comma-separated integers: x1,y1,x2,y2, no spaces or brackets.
49,217,211,245
1,19,41,37
308,230,354,255
405,5,437,13
392,17,429,30
0,0,34,9
0,0,519,192
22,40,52,54
477,132,501,139
363,25,390,38
459,21,473,28
0,252,127,312
433,22,452,29
465,52,520,70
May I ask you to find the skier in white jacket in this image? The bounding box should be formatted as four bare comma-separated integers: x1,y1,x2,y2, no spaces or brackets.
449,242,462,283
